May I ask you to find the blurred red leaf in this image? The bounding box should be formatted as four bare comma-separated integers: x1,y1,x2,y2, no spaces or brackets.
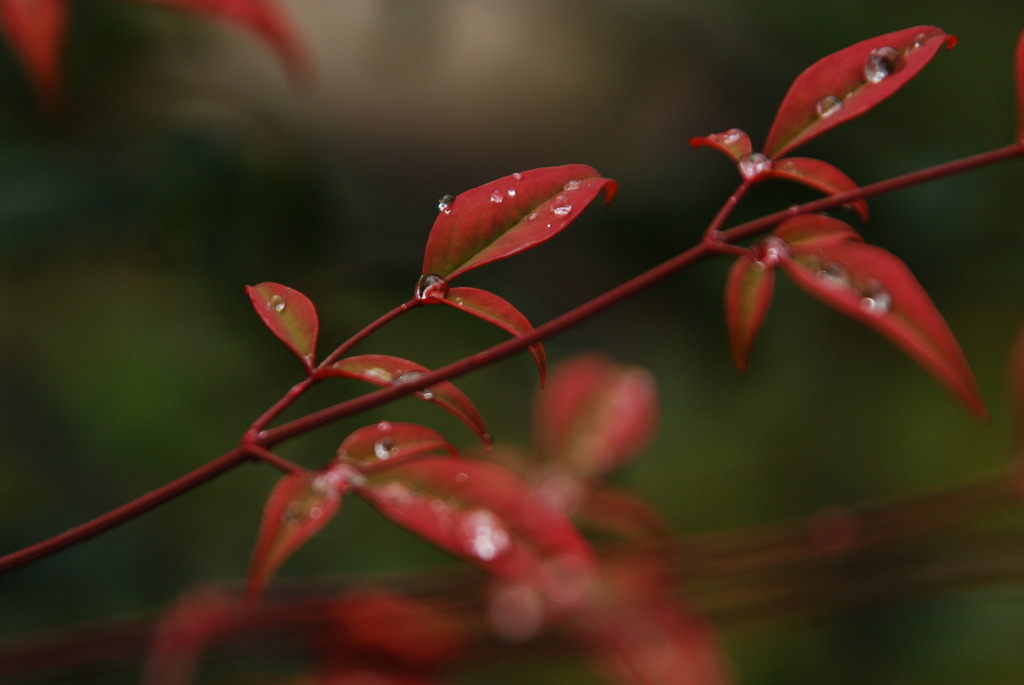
422,165,617,280
335,421,456,471
765,157,869,222
358,458,595,579
246,282,319,371
780,238,986,416
689,129,753,162
533,354,658,479
0,0,66,106
725,252,776,372
1016,29,1024,141
763,26,955,158
323,355,489,446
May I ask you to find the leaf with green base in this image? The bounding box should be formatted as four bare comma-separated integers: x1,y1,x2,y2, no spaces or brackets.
246,282,319,371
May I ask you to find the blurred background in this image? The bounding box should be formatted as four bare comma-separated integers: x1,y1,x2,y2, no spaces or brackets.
1,0,1023,683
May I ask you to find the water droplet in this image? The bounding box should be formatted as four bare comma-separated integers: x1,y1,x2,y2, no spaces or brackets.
506,188,516,198
437,194,455,213
864,46,901,84
512,172,523,180
721,128,744,144
364,368,393,383
455,472,468,483
374,436,397,460
912,33,929,49
551,194,572,215
269,295,286,313
281,502,304,524
738,153,771,180
415,273,448,300
489,189,504,203
563,179,582,192
376,420,392,434
859,279,892,314
817,261,851,288
308,505,323,519
815,95,844,118
752,236,792,267
459,509,511,562
397,371,434,399
528,211,540,221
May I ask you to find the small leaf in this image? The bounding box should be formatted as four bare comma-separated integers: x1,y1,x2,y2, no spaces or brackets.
0,0,66,106
689,128,753,162
763,26,955,158
323,355,489,445
336,421,457,471
533,354,659,479
136,0,308,77
246,467,353,601
358,458,595,579
781,240,986,416
432,286,547,384
422,165,617,280
765,157,869,222
246,282,319,370
725,252,776,372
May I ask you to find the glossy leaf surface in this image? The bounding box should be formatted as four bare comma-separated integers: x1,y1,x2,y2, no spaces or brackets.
533,354,658,478
433,286,547,383
781,239,985,416
689,129,753,162
765,157,869,222
246,282,319,371
763,26,954,158
725,253,776,372
422,165,617,280
0,0,65,105
336,421,456,471
324,355,488,444
358,458,595,579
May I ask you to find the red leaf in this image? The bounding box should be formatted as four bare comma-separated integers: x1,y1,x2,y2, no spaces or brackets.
0,0,66,106
781,240,986,416
246,466,356,601
1016,29,1024,142
725,251,777,372
358,458,595,579
429,286,547,384
421,165,617,280
763,26,955,158
135,0,308,77
765,157,869,222
246,282,319,371
323,354,489,445
773,212,864,248
533,354,659,479
335,421,456,472
689,128,753,162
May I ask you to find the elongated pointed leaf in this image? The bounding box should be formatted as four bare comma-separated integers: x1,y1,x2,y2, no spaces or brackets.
725,253,776,372
246,469,347,600
137,0,308,77
422,165,617,280
763,26,955,158
1016,29,1024,142
323,354,489,445
246,282,319,371
765,158,869,222
781,240,985,416
0,0,66,106
336,421,456,471
689,129,753,162
358,458,595,579
431,286,546,384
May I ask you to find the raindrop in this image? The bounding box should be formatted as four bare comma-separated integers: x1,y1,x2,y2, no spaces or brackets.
281,503,304,524
738,153,771,180
815,95,844,118
459,509,511,562
752,236,791,267
374,436,397,460
512,172,523,180
912,33,929,49
455,472,468,483
415,273,448,300
506,188,517,198
398,371,435,399
489,189,504,203
563,179,582,192
269,295,286,313
551,194,572,215
721,128,744,144
308,506,323,520
437,194,455,213
864,46,901,84
376,420,393,434
859,280,892,314
817,261,851,288
528,211,540,221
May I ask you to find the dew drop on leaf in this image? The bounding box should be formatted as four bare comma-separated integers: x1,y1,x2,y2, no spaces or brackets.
818,261,852,288
512,172,523,180
722,128,744,143
753,236,792,266
815,95,844,118
506,188,517,198
374,436,397,460
563,179,582,192
490,189,504,203
528,211,540,221
859,279,892,314
864,46,902,84
397,371,434,399
551,194,572,215
415,273,449,300
269,295,287,313
459,509,511,562
738,153,772,180
437,194,455,213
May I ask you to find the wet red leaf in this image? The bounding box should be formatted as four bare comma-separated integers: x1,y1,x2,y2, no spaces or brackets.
422,165,617,280
0,0,66,106
335,421,456,471
765,157,869,222
246,282,319,371
763,26,955,158
725,252,776,372
689,129,753,162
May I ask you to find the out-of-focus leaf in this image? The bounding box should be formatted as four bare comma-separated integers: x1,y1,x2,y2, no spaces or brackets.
765,158,869,222
533,354,658,479
763,26,955,158
246,282,319,371
246,468,352,601
781,240,986,417
335,421,456,471
428,286,546,384
1016,29,1024,141
142,589,236,685
358,458,595,579
136,0,308,76
725,252,776,373
323,355,489,445
0,0,66,106
689,129,753,162
422,165,617,280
